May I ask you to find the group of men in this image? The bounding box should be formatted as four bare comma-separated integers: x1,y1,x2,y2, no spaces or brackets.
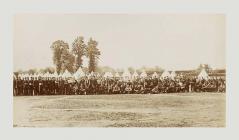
13,75,226,96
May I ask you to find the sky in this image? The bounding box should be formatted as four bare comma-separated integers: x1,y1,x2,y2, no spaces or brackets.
14,14,225,71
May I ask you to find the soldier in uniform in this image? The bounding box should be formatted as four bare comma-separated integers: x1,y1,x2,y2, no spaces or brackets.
45,78,50,95
38,77,44,95
17,77,24,96
97,82,104,95
63,79,69,95
59,78,65,95
54,78,59,95
151,84,159,94
144,79,151,94
34,77,39,96
79,83,86,95
85,78,90,95
13,76,17,96
50,78,55,95
125,83,132,94
112,83,120,94
23,77,29,96
133,83,141,94
28,77,34,96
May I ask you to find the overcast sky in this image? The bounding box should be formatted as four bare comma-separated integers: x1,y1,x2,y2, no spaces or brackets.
14,14,225,71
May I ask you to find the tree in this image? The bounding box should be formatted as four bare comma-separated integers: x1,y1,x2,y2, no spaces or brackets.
72,36,86,71
86,38,101,72
51,40,69,74
61,49,75,74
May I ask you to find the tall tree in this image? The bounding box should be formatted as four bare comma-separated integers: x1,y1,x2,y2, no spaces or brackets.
61,49,75,74
86,38,101,72
50,40,69,74
72,36,86,71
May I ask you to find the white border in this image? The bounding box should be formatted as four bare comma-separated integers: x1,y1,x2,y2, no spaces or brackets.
1,0,239,140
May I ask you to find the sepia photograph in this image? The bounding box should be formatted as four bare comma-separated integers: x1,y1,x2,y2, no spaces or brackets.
13,13,226,127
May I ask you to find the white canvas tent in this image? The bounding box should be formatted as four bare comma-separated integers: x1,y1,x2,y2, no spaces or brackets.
132,71,139,79
87,71,95,78
122,70,131,80
62,70,72,78
58,73,63,78
29,73,34,78
24,73,30,78
114,72,120,78
140,70,147,78
104,72,113,78
160,70,171,79
48,73,53,78
96,73,101,77
198,69,209,80
37,73,44,78
53,71,58,78
43,72,50,78
90,71,95,76
152,72,159,78
33,73,38,78
73,68,85,79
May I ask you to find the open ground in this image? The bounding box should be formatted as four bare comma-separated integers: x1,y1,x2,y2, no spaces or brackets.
13,93,225,127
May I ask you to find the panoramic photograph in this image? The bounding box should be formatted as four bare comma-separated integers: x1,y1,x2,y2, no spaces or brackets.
13,13,226,127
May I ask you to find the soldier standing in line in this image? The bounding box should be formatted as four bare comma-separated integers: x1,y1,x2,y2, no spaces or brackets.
22,78,26,95
85,78,90,95
18,77,23,96
28,77,34,96
112,83,120,94
34,77,39,96
59,78,64,95
13,76,17,96
64,79,68,95
38,77,43,95
79,83,86,95
23,77,29,96
50,78,55,95
54,78,59,95
45,78,50,95
125,83,132,94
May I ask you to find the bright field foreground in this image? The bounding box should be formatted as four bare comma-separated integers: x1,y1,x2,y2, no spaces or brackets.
13,93,225,127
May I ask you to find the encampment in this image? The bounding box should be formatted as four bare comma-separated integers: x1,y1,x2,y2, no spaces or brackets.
73,68,85,79
160,70,171,79
198,69,209,80
140,70,147,78
152,72,158,78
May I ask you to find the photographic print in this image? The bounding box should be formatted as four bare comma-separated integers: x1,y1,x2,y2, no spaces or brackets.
13,14,226,127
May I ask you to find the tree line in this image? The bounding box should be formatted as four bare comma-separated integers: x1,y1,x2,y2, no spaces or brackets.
51,36,101,74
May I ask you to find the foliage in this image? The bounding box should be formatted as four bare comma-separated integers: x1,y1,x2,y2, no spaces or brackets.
72,36,86,71
60,49,75,74
50,40,69,74
86,38,101,72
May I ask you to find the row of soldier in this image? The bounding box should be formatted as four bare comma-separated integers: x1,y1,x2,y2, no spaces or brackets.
13,76,226,96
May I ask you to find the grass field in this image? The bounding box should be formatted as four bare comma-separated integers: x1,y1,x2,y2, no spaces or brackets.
13,93,225,127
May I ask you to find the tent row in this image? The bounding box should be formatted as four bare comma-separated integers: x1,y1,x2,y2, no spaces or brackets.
17,68,210,80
